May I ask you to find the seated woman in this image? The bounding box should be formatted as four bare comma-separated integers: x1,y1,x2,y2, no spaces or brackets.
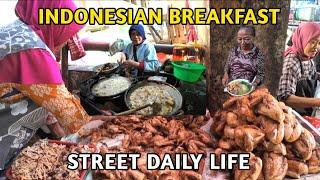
278,22,320,116
222,26,265,88
119,24,161,76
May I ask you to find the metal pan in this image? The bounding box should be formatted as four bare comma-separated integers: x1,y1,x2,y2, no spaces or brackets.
93,62,119,76
91,75,133,101
124,80,183,116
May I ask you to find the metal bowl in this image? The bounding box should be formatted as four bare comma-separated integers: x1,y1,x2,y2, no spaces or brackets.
125,80,183,116
91,75,132,101
225,79,254,97
93,63,119,76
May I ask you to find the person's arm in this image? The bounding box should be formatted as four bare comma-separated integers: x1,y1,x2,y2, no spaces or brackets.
252,50,265,87
15,84,112,134
120,43,142,69
277,56,315,109
285,95,320,108
141,44,160,71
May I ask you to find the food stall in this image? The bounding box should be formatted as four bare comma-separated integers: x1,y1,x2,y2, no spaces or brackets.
4,88,320,179
2,0,320,179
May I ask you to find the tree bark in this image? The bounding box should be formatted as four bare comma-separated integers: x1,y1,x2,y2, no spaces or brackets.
207,0,291,114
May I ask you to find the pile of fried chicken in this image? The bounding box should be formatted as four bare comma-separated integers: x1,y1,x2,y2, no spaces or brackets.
11,140,96,180
79,115,213,180
211,88,320,180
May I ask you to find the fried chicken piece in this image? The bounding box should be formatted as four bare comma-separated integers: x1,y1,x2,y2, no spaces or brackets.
292,128,316,161
98,170,118,180
234,153,263,180
147,117,169,135
249,88,270,99
180,171,202,180
234,125,265,152
153,135,174,147
258,116,284,144
262,153,288,180
263,141,286,156
128,146,144,153
194,128,217,148
257,171,264,180
144,122,159,135
286,160,309,179
176,128,195,144
226,112,247,128
218,138,237,151
223,125,235,139
223,96,241,110
249,96,264,108
189,115,208,129
104,124,127,135
307,148,320,174
167,120,184,135
213,148,228,166
127,170,146,180
158,170,180,180
210,110,227,137
283,112,302,142
130,131,153,147
285,144,299,160
278,101,291,113
256,94,285,123
236,96,257,122
187,139,207,154
137,153,156,176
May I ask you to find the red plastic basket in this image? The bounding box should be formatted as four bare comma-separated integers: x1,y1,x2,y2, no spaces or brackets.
6,140,97,180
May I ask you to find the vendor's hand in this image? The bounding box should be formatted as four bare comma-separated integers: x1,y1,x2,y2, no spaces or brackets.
119,52,127,64
222,74,229,86
122,60,140,69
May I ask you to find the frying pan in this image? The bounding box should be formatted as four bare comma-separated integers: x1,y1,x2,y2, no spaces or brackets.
93,62,120,76
91,75,133,101
124,80,183,116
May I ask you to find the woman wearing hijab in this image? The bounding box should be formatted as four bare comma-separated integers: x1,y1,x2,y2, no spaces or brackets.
222,25,265,88
120,24,161,76
278,22,320,116
0,0,111,137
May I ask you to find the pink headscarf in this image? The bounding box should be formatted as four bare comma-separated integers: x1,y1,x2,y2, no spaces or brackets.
15,0,84,51
284,22,320,61
0,0,84,84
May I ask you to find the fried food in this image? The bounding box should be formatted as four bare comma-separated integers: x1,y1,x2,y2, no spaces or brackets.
129,84,175,116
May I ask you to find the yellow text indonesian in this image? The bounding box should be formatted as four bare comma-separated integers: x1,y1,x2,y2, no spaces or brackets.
38,8,281,25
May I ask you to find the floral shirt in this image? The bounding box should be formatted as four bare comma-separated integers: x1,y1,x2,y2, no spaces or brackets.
224,46,265,86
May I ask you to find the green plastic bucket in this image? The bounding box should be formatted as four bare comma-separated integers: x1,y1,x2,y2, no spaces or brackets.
172,61,206,83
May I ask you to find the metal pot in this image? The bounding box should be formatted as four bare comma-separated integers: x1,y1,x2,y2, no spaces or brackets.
91,75,133,102
124,80,183,116
93,63,120,76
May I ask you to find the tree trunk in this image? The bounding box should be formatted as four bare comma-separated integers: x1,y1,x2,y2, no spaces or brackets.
207,0,291,114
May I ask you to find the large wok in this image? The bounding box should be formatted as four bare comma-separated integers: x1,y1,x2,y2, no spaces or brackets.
90,75,133,102
124,80,183,116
